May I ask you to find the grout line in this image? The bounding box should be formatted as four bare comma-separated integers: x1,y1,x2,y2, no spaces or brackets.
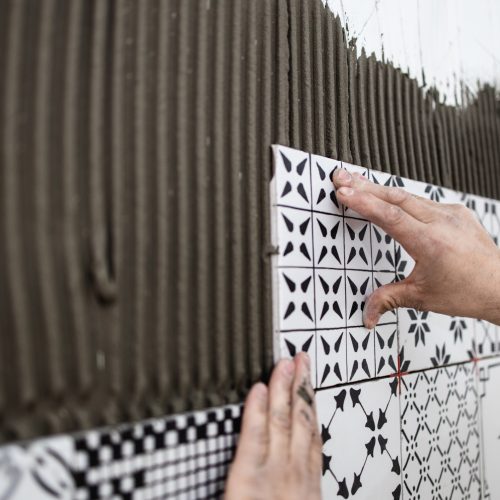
279,322,397,333
308,153,319,389
340,164,349,384
278,264,395,273
313,356,491,393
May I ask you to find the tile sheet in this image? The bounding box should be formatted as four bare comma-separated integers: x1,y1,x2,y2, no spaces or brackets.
0,404,242,500
271,145,500,499
271,145,500,380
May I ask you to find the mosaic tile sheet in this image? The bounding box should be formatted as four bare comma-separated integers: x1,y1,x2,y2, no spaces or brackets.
270,145,500,382
0,405,242,500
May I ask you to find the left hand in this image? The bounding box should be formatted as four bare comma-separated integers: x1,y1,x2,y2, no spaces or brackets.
224,353,322,500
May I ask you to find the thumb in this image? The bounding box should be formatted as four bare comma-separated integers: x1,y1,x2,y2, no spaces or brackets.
363,279,417,329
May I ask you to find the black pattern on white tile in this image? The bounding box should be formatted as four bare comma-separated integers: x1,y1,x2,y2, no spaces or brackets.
318,377,401,499
0,405,242,500
401,364,481,499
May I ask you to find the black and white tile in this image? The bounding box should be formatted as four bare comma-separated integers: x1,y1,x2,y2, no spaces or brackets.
400,364,481,499
279,330,317,387
277,268,315,331
0,405,242,500
273,145,311,210
316,329,347,388
276,206,313,267
271,145,500,499
317,377,401,499
398,308,475,371
311,154,343,215
478,359,500,498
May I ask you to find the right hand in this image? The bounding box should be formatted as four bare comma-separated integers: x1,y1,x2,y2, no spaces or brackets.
333,169,500,328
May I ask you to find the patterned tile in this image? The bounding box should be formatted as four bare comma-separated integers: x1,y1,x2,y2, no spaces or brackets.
272,145,311,210
314,213,344,268
346,327,374,382
0,405,242,500
317,377,401,499
400,364,481,499
316,329,347,388
279,330,317,387
315,269,346,329
345,271,373,327
311,154,343,215
478,359,500,498
398,309,475,371
277,268,315,331
276,206,313,267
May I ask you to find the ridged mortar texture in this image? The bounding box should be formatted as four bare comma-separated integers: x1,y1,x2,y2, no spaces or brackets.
0,0,499,443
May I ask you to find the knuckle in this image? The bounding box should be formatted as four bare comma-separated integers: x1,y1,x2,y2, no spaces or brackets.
271,408,292,433
387,186,408,204
385,205,405,226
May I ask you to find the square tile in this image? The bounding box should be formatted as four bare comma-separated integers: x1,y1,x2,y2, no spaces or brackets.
315,269,346,329
390,176,431,199
369,169,394,187
400,364,481,499
313,213,344,268
272,145,311,210
344,217,372,270
478,359,500,498
311,154,343,215
277,268,315,330
372,271,398,324
398,309,475,372
276,206,313,267
475,319,499,357
374,323,398,377
463,193,492,231
316,329,347,388
317,377,401,499
341,162,369,218
346,327,374,382
371,224,395,272
394,243,414,282
345,270,373,327
279,331,316,387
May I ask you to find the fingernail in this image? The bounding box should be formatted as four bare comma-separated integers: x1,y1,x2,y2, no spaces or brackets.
283,359,295,378
337,169,351,182
338,187,354,196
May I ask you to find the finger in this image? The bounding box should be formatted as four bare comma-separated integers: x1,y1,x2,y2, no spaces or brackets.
233,382,269,466
333,170,440,222
335,186,425,255
363,279,419,329
267,359,295,463
290,353,318,468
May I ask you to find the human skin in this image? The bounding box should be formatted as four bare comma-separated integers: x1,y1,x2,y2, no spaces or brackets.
225,171,500,499
225,353,322,500
332,169,500,329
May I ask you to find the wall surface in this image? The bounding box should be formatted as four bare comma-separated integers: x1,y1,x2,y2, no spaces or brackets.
1,0,500,443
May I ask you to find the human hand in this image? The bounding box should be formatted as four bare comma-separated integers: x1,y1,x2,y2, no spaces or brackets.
224,353,321,500
333,169,500,328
